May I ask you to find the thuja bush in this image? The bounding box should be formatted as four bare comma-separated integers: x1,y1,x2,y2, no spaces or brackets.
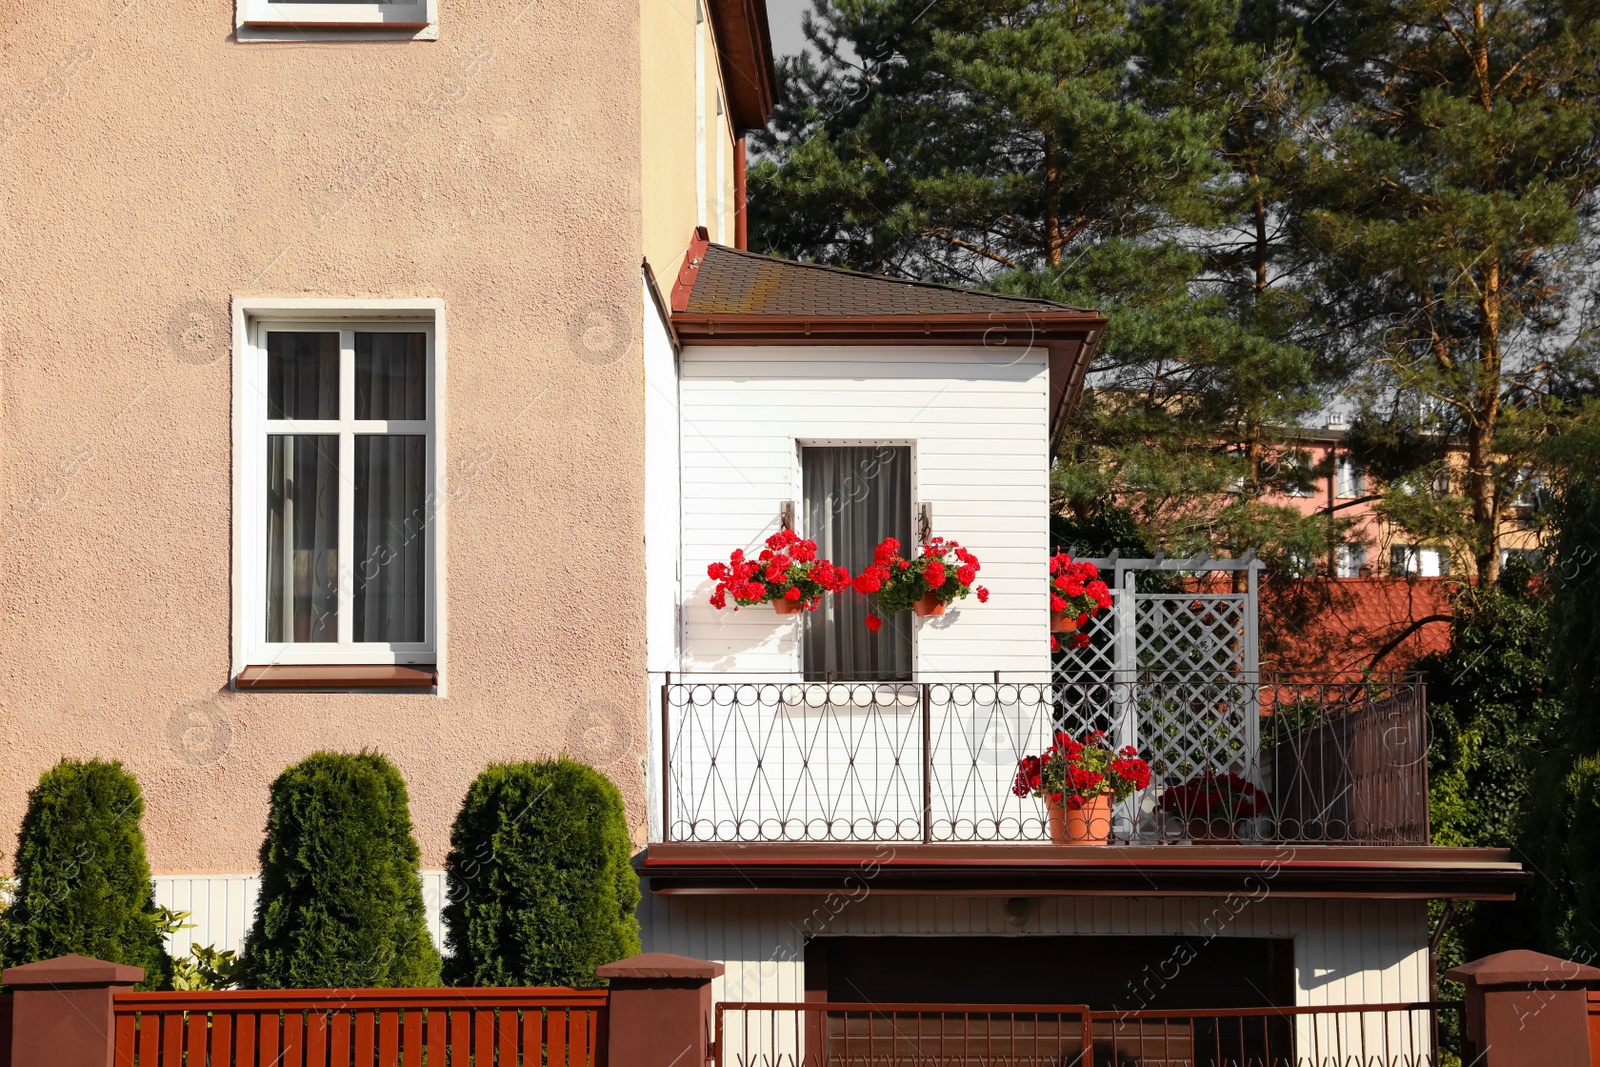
239,751,441,989
443,759,640,987
2,759,171,989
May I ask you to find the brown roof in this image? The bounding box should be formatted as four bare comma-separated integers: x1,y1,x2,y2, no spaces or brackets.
681,242,1092,317
707,0,776,135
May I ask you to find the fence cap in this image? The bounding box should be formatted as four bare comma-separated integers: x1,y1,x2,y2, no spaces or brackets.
596,952,725,981
1,954,145,988
1444,950,1600,988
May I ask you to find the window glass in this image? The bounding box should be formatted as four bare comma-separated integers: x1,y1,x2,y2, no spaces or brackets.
356,332,427,420
353,434,427,642
265,435,339,642
267,332,339,420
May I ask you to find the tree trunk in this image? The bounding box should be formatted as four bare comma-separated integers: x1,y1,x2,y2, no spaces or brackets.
1044,131,1063,267
1470,257,1503,584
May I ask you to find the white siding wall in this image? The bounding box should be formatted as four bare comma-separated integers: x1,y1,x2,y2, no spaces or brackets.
153,871,447,957
638,893,1430,1009
644,275,683,678
677,345,1052,678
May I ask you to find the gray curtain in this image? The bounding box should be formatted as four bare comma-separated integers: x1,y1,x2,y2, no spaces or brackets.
354,435,427,642
265,435,339,642
267,331,338,419
355,332,426,420
802,446,912,680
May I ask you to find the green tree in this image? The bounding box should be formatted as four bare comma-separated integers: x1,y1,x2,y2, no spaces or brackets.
443,760,640,988
1421,560,1561,967
1531,402,1600,952
2,759,171,990
754,0,1336,568
1296,0,1600,582
239,752,441,989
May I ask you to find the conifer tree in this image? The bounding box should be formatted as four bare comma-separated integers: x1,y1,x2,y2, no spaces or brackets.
2,759,171,990
1295,0,1600,582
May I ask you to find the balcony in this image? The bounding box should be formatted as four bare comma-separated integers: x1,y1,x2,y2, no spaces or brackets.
658,672,1429,846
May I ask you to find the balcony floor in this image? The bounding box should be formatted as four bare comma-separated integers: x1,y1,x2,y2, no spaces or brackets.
637,841,1525,899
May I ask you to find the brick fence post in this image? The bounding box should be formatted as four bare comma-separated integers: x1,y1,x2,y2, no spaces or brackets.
2,954,143,1067
596,952,725,1067
1444,949,1600,1067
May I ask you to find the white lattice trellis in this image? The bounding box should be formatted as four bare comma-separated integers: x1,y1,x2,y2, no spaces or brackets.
1053,553,1265,831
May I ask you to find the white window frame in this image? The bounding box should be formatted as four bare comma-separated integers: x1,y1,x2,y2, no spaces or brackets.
1335,456,1366,499
1336,542,1367,579
232,298,446,674
236,0,437,41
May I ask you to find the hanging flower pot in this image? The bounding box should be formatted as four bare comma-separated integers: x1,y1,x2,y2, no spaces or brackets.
707,530,852,613
1048,793,1113,845
855,536,988,628
1048,550,1110,642
1050,611,1078,633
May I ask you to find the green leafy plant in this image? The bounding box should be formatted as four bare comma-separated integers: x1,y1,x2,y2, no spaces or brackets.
1,759,171,990
239,751,441,989
443,759,640,988
153,907,241,991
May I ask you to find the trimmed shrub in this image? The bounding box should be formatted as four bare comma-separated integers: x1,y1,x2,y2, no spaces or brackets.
443,759,640,987
2,759,171,989
239,751,441,989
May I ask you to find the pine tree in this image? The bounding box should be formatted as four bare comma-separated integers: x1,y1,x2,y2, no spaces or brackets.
239,752,441,989
1295,0,1600,582
2,759,171,990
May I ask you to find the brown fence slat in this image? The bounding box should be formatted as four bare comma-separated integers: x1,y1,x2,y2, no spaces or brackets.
450,1007,472,1065
379,1007,400,1065
550,1006,569,1067
403,1006,424,1067
355,1006,377,1065
213,1012,234,1065
111,1006,133,1067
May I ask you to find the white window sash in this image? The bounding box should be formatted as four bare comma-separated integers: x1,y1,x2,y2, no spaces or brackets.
235,308,442,670
238,0,432,26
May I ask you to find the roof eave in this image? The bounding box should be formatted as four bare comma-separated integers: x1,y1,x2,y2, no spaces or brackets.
707,0,777,134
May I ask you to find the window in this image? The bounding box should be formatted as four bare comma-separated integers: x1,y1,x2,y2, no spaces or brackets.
801,445,912,681
1335,457,1365,499
1500,547,1545,572
1283,451,1317,498
1336,542,1367,578
235,302,442,676
236,0,437,38
1510,471,1547,510
1390,545,1449,578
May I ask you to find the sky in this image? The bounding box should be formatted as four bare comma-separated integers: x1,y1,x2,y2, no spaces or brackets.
767,0,811,58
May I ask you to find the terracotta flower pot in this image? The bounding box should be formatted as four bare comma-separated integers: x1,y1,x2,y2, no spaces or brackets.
1050,612,1079,633
772,597,804,615
912,594,946,617
1047,793,1112,845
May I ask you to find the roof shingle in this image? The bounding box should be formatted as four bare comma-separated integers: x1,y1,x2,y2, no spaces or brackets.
683,243,1092,317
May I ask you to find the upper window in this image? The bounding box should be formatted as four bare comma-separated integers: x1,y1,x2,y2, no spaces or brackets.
237,309,440,670
236,0,436,37
1335,456,1366,499
1336,542,1367,579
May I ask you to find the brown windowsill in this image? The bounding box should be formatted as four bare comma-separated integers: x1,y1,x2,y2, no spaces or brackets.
235,664,437,691
241,21,432,28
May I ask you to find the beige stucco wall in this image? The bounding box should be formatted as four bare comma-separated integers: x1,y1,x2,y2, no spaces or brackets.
0,0,679,873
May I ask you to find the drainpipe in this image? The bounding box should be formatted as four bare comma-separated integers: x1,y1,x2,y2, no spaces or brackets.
1428,898,1457,1000
734,135,747,250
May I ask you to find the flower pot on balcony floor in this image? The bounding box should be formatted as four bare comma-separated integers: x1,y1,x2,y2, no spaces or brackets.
912,595,947,617
1047,793,1112,845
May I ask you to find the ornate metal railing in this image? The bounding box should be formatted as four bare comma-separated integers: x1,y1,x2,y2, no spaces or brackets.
659,673,1427,845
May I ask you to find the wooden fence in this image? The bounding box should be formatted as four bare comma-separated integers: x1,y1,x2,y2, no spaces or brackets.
112,987,608,1066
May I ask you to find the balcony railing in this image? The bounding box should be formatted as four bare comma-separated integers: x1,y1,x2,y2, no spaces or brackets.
659,673,1428,845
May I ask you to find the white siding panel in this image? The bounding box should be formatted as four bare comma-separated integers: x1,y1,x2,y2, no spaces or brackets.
678,344,1052,680
640,893,1430,1011
153,871,447,958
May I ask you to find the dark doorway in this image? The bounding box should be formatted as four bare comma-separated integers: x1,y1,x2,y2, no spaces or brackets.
802,935,1296,1067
